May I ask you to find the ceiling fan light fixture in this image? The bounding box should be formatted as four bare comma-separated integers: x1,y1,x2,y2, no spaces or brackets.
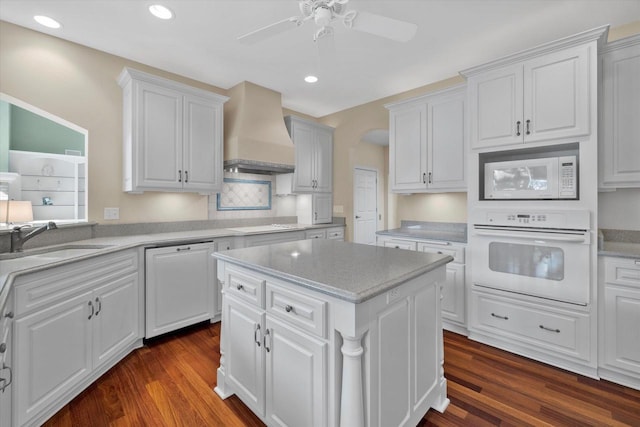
34,15,61,29
304,75,319,83
149,4,174,20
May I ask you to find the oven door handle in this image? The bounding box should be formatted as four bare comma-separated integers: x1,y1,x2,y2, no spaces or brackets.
474,229,590,244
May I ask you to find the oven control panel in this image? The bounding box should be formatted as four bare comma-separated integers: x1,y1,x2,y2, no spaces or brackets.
476,210,590,230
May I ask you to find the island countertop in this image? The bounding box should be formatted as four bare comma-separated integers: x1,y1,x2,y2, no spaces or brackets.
213,239,453,303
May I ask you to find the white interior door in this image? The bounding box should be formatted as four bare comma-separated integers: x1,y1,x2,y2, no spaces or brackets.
353,168,378,244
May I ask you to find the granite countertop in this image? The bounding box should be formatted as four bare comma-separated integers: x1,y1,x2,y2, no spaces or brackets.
376,221,467,244
214,239,453,303
599,241,640,259
0,222,345,312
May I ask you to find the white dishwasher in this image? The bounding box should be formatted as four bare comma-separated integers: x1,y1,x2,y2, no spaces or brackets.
145,241,216,338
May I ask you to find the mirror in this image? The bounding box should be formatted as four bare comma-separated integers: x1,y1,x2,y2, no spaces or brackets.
1,93,88,226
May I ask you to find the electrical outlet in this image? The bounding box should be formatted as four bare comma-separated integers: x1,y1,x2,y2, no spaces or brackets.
104,207,119,220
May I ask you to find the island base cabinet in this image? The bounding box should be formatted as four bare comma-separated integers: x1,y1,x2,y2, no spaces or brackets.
216,261,448,427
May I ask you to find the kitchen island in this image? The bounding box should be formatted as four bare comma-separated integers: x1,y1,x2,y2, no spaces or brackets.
213,239,452,427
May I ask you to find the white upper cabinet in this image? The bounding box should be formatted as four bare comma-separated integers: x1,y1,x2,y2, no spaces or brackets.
387,85,466,193
599,34,640,188
463,27,607,149
119,67,228,194
285,115,334,193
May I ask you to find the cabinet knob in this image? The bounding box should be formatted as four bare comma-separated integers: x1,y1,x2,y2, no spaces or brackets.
0,343,5,353
236,284,244,291
4,312,13,319
355,215,361,219
285,305,294,313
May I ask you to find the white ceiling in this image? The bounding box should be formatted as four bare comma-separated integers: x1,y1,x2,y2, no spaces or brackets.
1,1,638,117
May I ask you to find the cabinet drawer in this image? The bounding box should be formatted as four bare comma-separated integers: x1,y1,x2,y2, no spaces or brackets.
305,230,326,240
326,228,344,240
225,267,265,307
604,257,640,288
473,292,590,361
14,250,138,316
266,282,326,338
417,242,464,263
379,238,416,251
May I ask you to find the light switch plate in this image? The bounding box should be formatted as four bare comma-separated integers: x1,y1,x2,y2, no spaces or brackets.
104,207,119,220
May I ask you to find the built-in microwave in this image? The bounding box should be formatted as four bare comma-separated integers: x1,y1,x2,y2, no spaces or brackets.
484,155,577,200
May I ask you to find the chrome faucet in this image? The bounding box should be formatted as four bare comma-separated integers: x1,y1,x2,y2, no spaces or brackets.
10,221,58,252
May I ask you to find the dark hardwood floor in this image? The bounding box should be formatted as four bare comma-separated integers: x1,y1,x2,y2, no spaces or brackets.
44,322,640,426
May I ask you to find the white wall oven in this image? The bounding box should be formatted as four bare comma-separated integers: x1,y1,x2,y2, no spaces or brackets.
471,209,591,305
479,143,579,201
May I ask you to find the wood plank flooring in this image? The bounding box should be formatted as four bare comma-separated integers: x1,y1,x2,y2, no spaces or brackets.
44,322,640,427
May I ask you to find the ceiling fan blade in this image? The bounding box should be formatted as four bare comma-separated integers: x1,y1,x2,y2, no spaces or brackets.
348,11,417,42
238,16,300,44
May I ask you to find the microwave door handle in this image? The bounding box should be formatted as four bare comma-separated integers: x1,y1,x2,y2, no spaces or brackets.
474,229,589,243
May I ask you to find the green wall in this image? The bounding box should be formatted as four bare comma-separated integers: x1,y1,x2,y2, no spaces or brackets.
9,104,84,155
0,101,9,171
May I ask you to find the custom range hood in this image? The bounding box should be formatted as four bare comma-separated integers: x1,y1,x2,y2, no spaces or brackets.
224,81,295,174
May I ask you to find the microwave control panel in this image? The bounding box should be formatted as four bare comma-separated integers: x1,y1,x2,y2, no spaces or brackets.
558,155,577,198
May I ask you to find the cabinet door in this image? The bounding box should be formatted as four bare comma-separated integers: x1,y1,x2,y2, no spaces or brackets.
313,193,333,224
135,81,183,189
92,272,140,369
292,121,317,192
603,285,640,373
468,64,523,148
524,45,590,143
441,264,466,325
15,291,93,427
145,242,215,338
600,40,640,187
265,316,327,427
183,94,224,192
0,297,13,427
389,104,428,191
225,296,265,418
428,92,466,190
314,129,333,193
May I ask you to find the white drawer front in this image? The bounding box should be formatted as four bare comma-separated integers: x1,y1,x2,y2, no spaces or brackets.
473,293,590,361
417,243,465,263
266,282,326,338
326,228,344,240
305,230,326,240
604,257,640,288
379,238,417,251
226,267,265,307
14,250,138,316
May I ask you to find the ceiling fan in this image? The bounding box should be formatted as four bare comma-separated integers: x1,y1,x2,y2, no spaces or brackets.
238,0,417,44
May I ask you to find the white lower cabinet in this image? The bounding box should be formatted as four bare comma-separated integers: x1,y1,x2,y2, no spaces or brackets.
145,241,216,338
0,292,13,427
12,249,141,427
377,235,467,332
599,256,640,390
223,289,327,426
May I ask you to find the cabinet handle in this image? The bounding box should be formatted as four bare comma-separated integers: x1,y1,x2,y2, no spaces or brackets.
428,172,432,184
516,121,521,136
284,305,294,313
526,119,531,135
491,312,508,320
355,215,361,219
314,212,318,221
422,172,426,184
178,170,182,182
95,297,102,316
185,170,189,183
539,325,560,333
254,324,261,347
0,363,12,392
176,246,191,252
4,311,13,319
264,329,271,353
88,301,94,320
0,343,5,354
236,284,244,291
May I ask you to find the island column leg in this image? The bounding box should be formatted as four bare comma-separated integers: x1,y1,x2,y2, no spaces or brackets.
339,333,365,427
214,282,232,399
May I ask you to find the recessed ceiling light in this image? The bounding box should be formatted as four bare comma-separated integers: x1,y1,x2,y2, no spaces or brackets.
149,4,174,20
34,15,61,29
304,75,318,83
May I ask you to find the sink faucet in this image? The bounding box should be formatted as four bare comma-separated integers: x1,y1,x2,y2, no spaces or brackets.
10,221,58,253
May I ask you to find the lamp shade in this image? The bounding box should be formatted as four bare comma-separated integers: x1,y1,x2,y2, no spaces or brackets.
0,200,34,223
